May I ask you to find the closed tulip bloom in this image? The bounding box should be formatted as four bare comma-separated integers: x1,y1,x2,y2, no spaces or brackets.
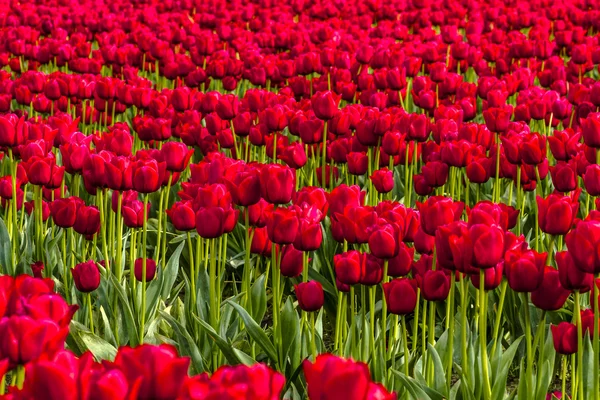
294,205,323,251
0,115,25,147
161,142,194,173
466,156,491,183
581,113,600,148
328,184,365,217
206,363,285,400
223,166,261,207
414,226,435,255
551,322,578,355
295,281,324,312
361,254,384,286
584,164,600,196
132,158,166,194
215,94,239,120
421,270,451,301
556,251,593,292
504,247,546,292
550,161,578,193
260,164,295,205
565,220,600,274
267,207,298,244
279,245,303,277
73,205,100,236
195,206,238,239
536,193,578,236
250,227,272,257
122,199,149,229
422,161,449,188
531,266,571,311
166,201,196,231
417,196,464,236
104,156,133,191
134,258,157,282
303,354,395,400
370,168,394,193
71,261,100,293
483,105,512,133
470,263,503,290
383,278,418,314
388,243,415,277
50,197,82,228
368,223,398,259
334,251,364,286
521,133,546,165
311,91,339,120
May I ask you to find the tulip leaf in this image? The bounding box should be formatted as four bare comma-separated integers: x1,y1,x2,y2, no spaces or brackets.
427,343,448,397
161,241,184,300
193,314,244,366
250,274,267,323
281,297,300,368
108,274,139,346
226,300,279,366
491,336,522,400
0,218,12,275
391,369,444,400
68,320,117,361
159,310,206,374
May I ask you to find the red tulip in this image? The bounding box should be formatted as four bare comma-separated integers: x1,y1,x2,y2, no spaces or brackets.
551,322,578,355
556,251,593,292
565,220,600,274
259,164,295,205
334,251,364,286
134,258,157,282
420,270,451,301
531,266,571,311
417,196,464,236
71,261,100,293
166,201,196,231
267,207,298,245
504,246,546,292
536,193,578,236
311,91,339,121
383,278,418,315
295,281,324,312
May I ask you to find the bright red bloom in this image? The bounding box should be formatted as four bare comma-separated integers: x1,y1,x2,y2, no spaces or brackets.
536,193,579,236
551,322,578,355
383,278,418,315
71,261,100,293
295,281,324,312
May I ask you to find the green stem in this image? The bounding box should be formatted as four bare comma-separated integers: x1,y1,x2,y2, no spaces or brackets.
480,269,491,400
522,292,534,396
139,195,149,344
310,311,317,360
491,280,508,357
87,292,95,334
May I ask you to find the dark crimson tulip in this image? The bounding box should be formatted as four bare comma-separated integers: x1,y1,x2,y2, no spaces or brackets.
166,201,196,231
483,105,512,133
368,223,398,259
422,161,449,188
581,113,600,148
361,254,384,286
215,94,239,120
453,223,505,270
334,251,364,286
531,266,571,311
250,227,272,257
371,168,394,193
550,161,578,193
295,281,324,312
280,142,307,169
73,205,100,237
468,201,510,230
466,156,491,183
0,114,25,147
414,174,433,196
0,315,66,367
266,207,298,245
584,164,600,196
293,186,328,219
223,165,261,207
263,105,288,132
581,309,599,338
26,157,65,188
30,262,44,279
421,270,451,301
312,91,339,120
279,245,303,277
161,142,194,173
417,196,464,236
294,205,322,251
536,193,578,236
435,221,467,270
556,251,593,292
50,197,82,228
132,158,166,194
303,354,395,400
60,142,91,174
470,263,503,290
195,206,238,239
388,243,415,277
109,344,190,400
104,156,133,192
122,199,149,229
259,164,295,205
71,260,100,293
521,133,546,166
204,363,285,400
565,220,600,274
551,322,578,355
247,199,273,228
383,278,418,314
414,227,435,255
504,246,546,292
328,184,365,217
134,258,157,282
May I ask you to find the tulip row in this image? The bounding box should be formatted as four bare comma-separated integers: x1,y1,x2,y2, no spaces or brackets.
2,0,600,399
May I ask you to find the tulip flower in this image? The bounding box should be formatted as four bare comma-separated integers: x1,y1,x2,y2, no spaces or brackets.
295,281,324,312
71,261,100,293
383,278,418,315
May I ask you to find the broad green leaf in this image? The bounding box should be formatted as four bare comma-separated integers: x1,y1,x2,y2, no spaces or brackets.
491,336,522,400
427,343,448,397
161,241,184,300
0,218,12,274
251,274,267,323
193,314,243,366
391,369,444,400
227,300,278,365
108,274,139,346
159,311,206,374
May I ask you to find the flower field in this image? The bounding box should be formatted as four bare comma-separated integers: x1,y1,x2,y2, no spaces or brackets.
1,0,600,398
